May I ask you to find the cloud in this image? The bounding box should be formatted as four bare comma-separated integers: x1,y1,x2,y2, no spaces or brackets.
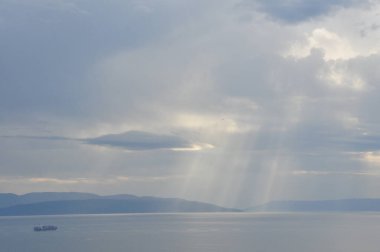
0,0,193,121
1,135,73,141
241,0,371,23
28,177,100,185
360,151,380,166
0,174,187,185
285,28,358,60
84,131,199,151
291,170,380,177
1,0,380,207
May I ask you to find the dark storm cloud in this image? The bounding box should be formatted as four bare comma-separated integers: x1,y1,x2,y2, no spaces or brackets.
241,0,371,23
85,131,194,151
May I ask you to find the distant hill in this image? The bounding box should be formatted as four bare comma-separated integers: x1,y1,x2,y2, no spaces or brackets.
0,192,100,208
249,199,380,212
0,192,239,216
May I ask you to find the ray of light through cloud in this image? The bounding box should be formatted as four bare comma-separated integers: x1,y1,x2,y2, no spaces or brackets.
1,0,380,208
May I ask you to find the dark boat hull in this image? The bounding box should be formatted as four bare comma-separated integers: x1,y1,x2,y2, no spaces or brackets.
34,225,58,231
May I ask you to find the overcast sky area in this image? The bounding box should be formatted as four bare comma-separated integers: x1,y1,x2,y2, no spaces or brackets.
1,0,380,208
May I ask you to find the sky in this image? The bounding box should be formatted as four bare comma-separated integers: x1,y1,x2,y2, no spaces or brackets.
1,0,380,208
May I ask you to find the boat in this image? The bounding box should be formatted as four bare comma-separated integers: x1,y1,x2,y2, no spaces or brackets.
33,225,58,232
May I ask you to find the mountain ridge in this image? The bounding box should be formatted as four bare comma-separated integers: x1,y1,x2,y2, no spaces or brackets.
0,192,240,216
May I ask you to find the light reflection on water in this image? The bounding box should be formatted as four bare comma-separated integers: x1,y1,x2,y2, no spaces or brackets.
1,213,380,252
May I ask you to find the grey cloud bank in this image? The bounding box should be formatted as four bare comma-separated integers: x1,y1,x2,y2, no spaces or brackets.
242,0,373,23
1,0,380,208
0,0,190,119
85,131,195,150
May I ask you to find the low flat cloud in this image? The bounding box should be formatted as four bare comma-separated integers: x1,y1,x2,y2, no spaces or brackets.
242,0,371,23
84,131,195,151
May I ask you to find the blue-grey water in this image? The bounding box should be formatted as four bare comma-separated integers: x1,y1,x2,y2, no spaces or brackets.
1,213,380,252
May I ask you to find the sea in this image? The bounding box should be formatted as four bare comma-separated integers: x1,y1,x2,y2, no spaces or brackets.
1,213,380,252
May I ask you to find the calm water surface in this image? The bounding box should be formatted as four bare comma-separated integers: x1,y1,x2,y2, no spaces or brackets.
1,213,380,252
